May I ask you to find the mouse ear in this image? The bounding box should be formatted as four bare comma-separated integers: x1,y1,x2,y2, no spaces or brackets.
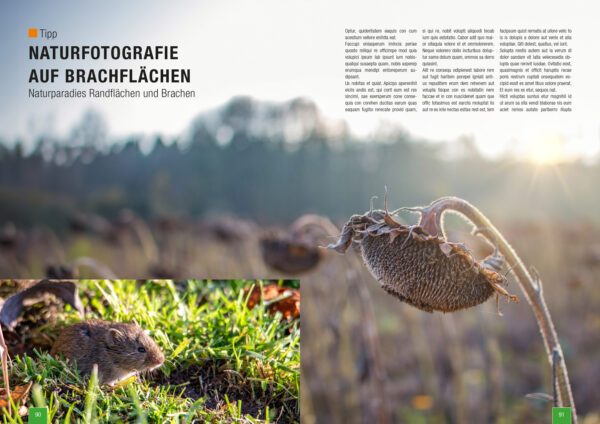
106,328,123,345
80,322,92,338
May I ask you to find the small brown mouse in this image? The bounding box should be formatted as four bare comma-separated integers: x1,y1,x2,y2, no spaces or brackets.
50,319,165,386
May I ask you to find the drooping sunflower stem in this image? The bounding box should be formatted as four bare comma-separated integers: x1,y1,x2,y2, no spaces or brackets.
416,197,576,419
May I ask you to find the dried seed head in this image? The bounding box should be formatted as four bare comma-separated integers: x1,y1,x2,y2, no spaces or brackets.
260,215,337,275
329,209,513,313
260,233,323,274
199,216,256,243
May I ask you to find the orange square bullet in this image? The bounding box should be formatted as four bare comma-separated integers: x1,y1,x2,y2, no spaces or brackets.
28,28,37,38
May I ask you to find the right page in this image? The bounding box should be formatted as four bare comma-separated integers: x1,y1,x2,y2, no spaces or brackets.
303,0,598,423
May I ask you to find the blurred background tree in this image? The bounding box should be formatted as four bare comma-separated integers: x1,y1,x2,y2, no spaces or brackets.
0,96,598,234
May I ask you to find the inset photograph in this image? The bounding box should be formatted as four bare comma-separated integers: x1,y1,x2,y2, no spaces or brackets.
0,279,299,423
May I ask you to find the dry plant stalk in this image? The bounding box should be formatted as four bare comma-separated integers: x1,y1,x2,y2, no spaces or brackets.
329,195,577,420
0,326,10,415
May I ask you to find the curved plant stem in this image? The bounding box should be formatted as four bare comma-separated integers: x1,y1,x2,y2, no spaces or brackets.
418,196,577,421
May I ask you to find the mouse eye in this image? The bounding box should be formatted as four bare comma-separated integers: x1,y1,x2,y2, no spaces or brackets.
138,347,146,353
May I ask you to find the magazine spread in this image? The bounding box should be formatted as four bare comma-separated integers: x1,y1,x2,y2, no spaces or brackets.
0,1,598,423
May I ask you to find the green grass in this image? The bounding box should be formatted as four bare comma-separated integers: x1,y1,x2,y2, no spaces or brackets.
3,279,300,423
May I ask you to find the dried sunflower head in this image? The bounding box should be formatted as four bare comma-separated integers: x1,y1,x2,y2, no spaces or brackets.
329,208,517,313
260,215,337,275
260,232,324,274
199,216,256,243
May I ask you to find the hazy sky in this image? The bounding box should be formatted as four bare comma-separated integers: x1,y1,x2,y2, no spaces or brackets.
1,0,599,161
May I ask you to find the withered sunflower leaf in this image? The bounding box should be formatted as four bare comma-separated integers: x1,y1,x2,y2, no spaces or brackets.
327,227,355,253
383,213,401,228
370,211,386,221
375,227,393,236
388,229,404,243
366,223,385,233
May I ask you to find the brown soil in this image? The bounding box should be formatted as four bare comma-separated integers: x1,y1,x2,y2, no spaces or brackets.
152,361,298,422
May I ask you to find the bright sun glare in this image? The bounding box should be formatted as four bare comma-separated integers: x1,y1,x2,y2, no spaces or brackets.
528,133,568,165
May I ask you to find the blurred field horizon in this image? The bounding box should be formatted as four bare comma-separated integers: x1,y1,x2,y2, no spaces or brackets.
1,96,599,232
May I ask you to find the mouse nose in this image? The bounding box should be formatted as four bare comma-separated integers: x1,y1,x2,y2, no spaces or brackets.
155,351,165,366
147,350,165,368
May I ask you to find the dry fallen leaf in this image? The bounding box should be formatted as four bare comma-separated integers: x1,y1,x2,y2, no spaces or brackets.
0,382,32,415
0,324,10,415
0,280,84,331
245,284,300,321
